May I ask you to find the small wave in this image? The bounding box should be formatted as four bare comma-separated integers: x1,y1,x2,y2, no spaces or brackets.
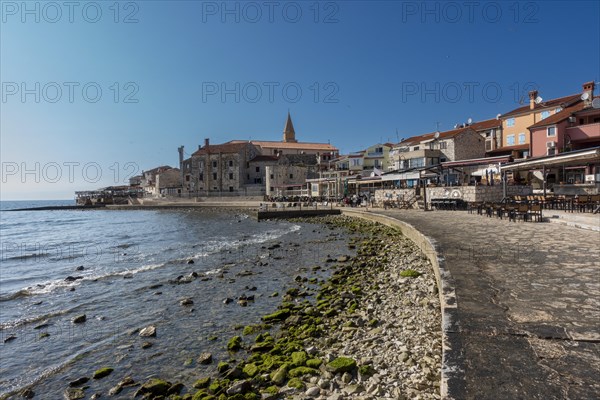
0,309,72,331
2,252,49,261
0,289,33,302
0,263,166,301
191,224,302,259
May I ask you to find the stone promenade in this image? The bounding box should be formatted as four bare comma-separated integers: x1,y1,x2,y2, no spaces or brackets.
375,210,599,399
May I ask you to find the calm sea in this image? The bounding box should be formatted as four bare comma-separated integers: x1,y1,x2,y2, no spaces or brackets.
0,201,351,398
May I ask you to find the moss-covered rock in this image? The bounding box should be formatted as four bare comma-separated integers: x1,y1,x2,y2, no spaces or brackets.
217,361,230,374
137,378,171,396
270,364,288,385
288,366,319,378
261,309,291,322
358,364,376,377
287,378,305,389
193,377,211,389
92,367,113,379
291,351,307,367
306,358,322,368
227,336,242,351
400,269,421,278
326,357,357,374
242,363,259,377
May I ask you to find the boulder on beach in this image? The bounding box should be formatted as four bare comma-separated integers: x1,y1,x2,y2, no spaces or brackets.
72,315,86,324
139,325,156,337
197,352,212,365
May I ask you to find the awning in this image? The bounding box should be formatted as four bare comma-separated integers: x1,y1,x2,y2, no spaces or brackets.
500,147,600,171
381,172,420,181
442,155,511,168
471,165,501,176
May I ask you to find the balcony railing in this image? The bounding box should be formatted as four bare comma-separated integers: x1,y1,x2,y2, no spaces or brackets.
566,122,600,141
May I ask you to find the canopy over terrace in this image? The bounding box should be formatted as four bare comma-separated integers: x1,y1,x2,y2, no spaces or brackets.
500,147,600,195
441,155,512,185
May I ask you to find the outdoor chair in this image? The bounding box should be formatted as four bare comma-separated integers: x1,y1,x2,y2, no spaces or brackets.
528,204,543,222
510,204,529,222
574,196,589,213
589,195,600,212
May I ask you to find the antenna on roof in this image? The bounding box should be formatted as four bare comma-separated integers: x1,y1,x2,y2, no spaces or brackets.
435,121,440,132
592,98,600,109
581,92,590,101
467,118,473,125
396,128,400,143
496,113,501,120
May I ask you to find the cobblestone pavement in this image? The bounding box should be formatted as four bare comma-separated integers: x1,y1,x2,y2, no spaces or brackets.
375,210,600,400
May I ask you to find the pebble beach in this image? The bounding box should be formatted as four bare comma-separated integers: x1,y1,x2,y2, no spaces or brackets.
2,211,442,400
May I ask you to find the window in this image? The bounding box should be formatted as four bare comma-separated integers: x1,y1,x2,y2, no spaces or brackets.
408,158,424,168
255,167,260,173
270,174,274,179
247,174,250,180
518,133,526,144
185,175,190,182
555,107,562,113
506,134,515,146
212,173,217,180
228,160,233,167
439,141,447,149
506,118,515,127
289,174,293,179
229,173,234,179
429,142,435,150
547,147,556,156
547,126,556,136
229,186,234,192
212,161,217,168
199,173,203,181
413,146,419,151
541,111,550,120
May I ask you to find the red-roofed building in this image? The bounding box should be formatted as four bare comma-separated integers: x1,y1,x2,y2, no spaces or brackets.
180,113,338,196
528,82,599,158
495,82,591,158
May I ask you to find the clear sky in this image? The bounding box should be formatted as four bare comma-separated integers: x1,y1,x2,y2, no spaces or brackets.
1,0,599,199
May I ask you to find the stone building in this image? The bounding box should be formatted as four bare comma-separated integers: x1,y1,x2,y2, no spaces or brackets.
140,165,181,196
180,113,337,196
181,140,260,195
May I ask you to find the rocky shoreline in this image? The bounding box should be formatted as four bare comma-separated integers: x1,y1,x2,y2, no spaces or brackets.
43,215,442,400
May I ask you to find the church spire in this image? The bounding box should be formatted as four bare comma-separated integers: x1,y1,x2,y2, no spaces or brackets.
283,111,297,143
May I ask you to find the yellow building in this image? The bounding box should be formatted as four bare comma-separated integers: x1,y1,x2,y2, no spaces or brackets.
361,143,394,171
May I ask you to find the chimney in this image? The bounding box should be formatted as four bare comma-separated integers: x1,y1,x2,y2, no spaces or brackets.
582,81,595,107
204,138,210,148
529,90,538,110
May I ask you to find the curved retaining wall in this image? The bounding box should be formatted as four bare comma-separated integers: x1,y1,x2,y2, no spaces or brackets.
340,209,464,400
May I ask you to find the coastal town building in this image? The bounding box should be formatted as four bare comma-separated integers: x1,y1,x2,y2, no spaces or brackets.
180,113,338,197
489,83,594,159
139,166,182,196
388,126,486,186
469,118,503,154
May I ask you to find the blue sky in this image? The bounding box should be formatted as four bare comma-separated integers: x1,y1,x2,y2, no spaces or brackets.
1,0,599,199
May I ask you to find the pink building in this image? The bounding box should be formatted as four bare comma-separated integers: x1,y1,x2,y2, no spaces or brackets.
529,82,600,158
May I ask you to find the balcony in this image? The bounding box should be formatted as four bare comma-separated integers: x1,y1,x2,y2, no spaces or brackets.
566,122,600,142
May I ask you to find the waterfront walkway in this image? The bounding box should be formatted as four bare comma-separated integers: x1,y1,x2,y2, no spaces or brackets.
373,210,599,399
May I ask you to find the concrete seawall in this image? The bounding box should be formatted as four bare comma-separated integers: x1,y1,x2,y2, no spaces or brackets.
340,209,462,400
